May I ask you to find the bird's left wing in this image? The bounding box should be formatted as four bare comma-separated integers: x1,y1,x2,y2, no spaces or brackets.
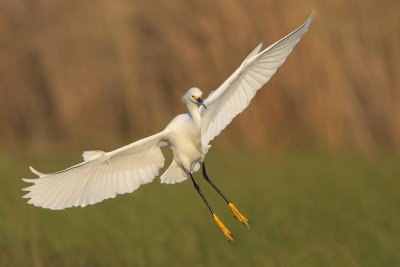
22,129,170,210
200,12,315,148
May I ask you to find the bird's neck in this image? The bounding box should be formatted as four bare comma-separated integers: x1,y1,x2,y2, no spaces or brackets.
187,102,202,129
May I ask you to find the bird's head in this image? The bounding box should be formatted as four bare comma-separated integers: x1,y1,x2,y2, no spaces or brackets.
183,87,207,109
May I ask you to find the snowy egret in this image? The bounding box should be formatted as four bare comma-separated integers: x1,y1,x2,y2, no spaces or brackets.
23,12,314,241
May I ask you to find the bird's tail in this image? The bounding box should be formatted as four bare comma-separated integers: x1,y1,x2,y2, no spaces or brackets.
160,160,188,184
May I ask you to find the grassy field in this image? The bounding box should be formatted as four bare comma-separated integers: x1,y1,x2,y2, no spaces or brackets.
0,149,399,266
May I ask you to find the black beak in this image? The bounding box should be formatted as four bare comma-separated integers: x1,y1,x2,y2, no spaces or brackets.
196,97,207,109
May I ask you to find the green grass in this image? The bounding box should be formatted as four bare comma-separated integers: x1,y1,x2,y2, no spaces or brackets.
0,150,399,266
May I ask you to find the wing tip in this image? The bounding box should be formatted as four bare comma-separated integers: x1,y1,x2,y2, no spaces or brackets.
310,9,317,19
303,10,317,31
29,166,44,177
22,178,35,184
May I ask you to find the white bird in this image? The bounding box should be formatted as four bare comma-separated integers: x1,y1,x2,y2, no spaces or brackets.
23,12,314,241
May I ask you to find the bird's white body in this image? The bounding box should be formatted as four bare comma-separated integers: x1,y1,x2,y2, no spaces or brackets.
23,13,315,210
166,112,202,172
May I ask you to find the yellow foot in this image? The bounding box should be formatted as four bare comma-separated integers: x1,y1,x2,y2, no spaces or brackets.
213,213,234,241
229,203,250,228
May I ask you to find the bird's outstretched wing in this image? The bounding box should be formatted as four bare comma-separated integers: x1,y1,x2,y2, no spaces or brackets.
200,12,315,148
22,130,170,210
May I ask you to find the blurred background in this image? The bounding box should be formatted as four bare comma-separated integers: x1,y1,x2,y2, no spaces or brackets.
0,0,399,266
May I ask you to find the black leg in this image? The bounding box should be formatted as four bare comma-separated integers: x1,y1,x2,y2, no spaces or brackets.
189,172,234,241
202,162,231,204
201,162,250,228
189,172,214,214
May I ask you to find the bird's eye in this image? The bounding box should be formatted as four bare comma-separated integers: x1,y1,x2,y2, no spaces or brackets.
192,95,196,99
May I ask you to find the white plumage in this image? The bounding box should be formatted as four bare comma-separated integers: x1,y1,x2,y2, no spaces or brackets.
200,13,314,147
23,131,167,209
23,13,314,211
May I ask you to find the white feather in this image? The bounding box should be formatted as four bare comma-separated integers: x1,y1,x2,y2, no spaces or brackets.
22,13,314,212
23,130,169,210
200,12,315,149
160,160,188,184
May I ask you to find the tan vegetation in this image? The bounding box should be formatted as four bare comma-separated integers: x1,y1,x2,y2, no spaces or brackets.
0,0,398,152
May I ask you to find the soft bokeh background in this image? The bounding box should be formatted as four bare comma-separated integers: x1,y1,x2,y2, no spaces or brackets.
0,0,399,266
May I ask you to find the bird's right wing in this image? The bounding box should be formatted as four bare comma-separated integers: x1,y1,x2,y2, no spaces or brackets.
22,129,170,210
200,12,315,148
